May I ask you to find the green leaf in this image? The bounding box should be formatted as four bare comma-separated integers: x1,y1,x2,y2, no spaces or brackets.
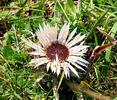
3,32,16,45
113,97,117,100
13,51,27,63
0,11,9,20
2,46,14,60
94,65,101,83
105,47,112,62
111,21,117,35
105,21,117,62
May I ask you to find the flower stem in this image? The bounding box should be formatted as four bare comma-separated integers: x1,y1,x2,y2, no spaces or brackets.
53,86,59,100
57,71,64,90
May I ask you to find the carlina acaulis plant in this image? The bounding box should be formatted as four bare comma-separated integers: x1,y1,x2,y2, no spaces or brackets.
22,23,89,78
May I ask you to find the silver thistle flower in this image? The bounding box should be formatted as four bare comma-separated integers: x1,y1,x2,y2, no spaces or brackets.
22,23,89,78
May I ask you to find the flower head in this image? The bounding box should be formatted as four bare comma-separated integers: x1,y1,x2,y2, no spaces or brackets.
22,23,89,78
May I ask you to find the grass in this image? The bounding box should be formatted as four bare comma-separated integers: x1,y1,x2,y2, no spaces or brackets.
0,0,117,100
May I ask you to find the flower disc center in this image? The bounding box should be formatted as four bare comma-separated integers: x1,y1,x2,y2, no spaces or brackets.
46,42,69,61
